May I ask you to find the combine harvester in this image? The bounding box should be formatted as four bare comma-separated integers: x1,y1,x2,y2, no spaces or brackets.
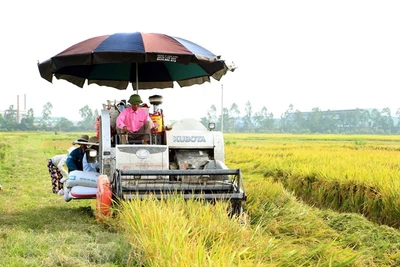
37,31,246,219
93,95,247,219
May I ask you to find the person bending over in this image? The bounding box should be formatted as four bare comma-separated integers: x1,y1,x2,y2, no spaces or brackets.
47,153,68,194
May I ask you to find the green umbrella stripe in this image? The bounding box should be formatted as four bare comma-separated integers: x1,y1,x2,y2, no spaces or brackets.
163,62,208,81
89,63,131,80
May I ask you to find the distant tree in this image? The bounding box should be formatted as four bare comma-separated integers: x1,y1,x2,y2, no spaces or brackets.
396,108,400,118
229,103,240,132
395,108,400,132
3,105,17,131
359,109,371,133
380,107,394,133
0,114,6,131
40,102,53,130
344,109,371,133
280,104,295,132
19,108,35,131
306,107,323,133
292,109,306,133
345,110,358,132
221,107,230,132
54,117,75,132
319,110,337,133
77,105,96,131
370,109,382,132
253,106,274,132
199,102,400,134
243,101,253,132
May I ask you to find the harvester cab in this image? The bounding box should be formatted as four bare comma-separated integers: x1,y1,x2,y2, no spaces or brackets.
95,95,246,218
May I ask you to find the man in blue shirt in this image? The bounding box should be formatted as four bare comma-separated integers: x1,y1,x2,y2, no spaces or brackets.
66,135,89,172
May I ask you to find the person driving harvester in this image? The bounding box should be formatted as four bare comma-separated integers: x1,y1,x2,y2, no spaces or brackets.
116,94,154,144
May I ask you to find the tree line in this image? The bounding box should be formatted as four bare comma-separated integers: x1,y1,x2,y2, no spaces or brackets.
202,103,400,134
1,101,400,134
0,103,99,132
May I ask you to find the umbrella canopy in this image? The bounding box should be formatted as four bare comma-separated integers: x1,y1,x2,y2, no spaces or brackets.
38,32,235,90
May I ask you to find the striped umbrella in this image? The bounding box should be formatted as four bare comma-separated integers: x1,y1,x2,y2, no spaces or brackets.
38,32,235,90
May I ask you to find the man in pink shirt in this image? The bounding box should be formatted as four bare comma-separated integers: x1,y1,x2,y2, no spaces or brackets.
116,94,153,144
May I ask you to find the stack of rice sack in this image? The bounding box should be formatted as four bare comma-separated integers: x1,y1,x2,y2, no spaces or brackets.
63,170,99,202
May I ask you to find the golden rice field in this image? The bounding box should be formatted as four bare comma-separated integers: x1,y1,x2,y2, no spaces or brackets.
1,132,400,266
224,134,400,228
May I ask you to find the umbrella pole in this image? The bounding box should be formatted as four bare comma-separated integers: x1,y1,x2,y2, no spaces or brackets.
135,63,139,93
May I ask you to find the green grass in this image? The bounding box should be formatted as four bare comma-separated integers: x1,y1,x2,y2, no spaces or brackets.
1,132,400,266
0,132,130,266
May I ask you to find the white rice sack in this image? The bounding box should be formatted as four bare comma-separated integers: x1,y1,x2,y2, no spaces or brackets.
70,186,97,198
66,170,99,188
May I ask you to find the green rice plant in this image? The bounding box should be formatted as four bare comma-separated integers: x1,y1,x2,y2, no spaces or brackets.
225,140,237,145
354,139,367,146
